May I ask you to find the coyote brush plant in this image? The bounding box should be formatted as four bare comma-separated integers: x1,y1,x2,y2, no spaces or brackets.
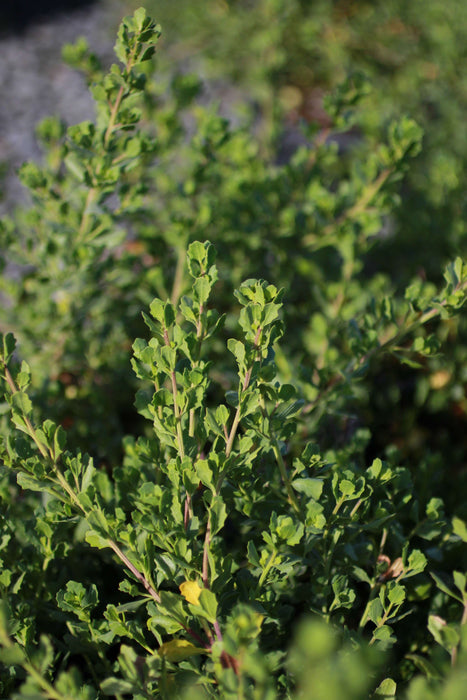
1,7,467,699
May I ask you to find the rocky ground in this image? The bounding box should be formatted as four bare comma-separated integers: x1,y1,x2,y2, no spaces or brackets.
0,1,127,213
0,1,308,216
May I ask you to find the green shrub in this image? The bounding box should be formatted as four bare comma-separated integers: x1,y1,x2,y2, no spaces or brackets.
0,7,467,699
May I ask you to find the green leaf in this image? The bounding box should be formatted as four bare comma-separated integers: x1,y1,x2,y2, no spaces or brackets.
247,540,261,568
53,425,67,459
195,459,214,491
210,496,227,535
11,391,33,417
453,571,467,598
179,296,197,324
426,497,444,520
373,678,397,698
64,154,86,181
275,399,305,421
387,583,405,606
158,591,187,627
16,473,57,496
431,572,463,603
57,581,99,622
276,515,303,545
163,302,176,329
194,276,212,305
367,598,383,624
278,384,296,401
406,550,427,575
240,391,260,417
339,479,355,497
187,240,216,278
305,500,326,530
0,569,12,587
352,566,371,585
158,638,205,661
1,333,16,363
33,635,55,675
291,478,323,500
227,338,246,367
85,530,110,549
148,610,183,637
428,615,460,652
262,302,280,326
405,653,442,680
197,589,218,624
0,644,26,666
452,517,467,542
225,390,239,408
149,298,164,324
133,6,147,31
367,458,382,478
100,678,137,695
372,625,396,647
329,575,356,611
215,404,229,426
443,257,464,287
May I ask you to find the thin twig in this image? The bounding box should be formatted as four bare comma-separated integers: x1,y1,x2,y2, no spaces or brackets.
108,540,160,603
303,280,467,414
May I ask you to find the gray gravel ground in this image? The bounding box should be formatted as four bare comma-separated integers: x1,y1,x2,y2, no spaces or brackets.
0,1,127,213
0,1,308,217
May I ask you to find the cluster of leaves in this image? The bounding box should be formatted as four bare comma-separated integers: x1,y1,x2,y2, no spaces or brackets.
0,6,467,699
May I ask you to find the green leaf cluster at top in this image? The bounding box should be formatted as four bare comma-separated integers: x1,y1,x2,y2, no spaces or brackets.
130,240,297,516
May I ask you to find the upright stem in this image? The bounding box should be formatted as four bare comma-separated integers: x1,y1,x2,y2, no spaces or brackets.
225,327,262,459
0,626,68,700
188,304,205,441
78,42,137,243
303,166,392,248
451,603,467,667
202,329,262,586
359,530,388,629
271,437,300,514
22,660,68,700
359,585,378,630
163,329,185,460
202,516,211,588
304,277,467,414
163,327,193,529
3,365,48,459
77,188,98,240
256,550,277,591
108,540,160,603
224,404,244,460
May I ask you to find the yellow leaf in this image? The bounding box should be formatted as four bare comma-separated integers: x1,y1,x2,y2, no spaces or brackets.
254,613,264,634
179,580,202,605
157,639,205,662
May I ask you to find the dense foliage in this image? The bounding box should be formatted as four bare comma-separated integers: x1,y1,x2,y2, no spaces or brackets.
0,5,466,698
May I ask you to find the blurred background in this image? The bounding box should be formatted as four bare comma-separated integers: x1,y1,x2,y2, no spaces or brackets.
0,0,97,32
0,0,121,210
1,0,466,280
